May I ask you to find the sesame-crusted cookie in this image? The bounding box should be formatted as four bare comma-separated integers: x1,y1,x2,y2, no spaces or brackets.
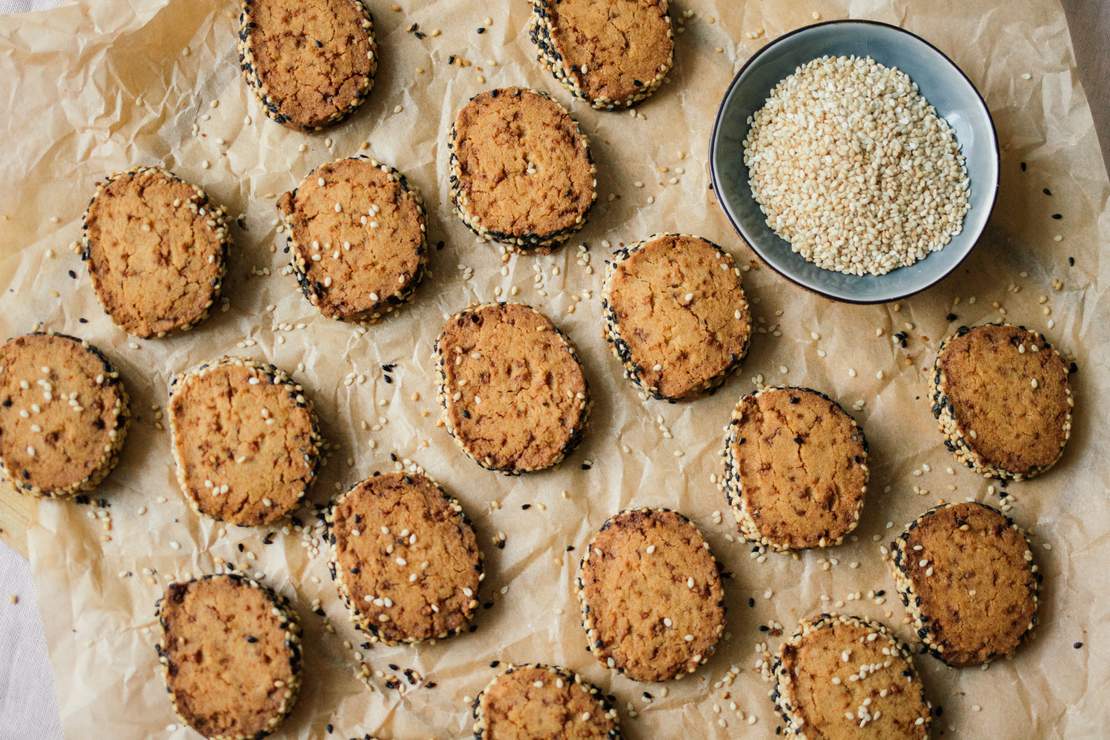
277,156,428,322
82,166,231,338
326,471,483,644
0,332,130,498
168,356,323,527
434,303,590,474
931,323,1073,481
771,613,932,738
889,501,1040,667
722,386,869,551
156,573,303,740
529,0,674,110
238,0,377,131
472,663,620,739
602,233,751,400
577,507,725,682
448,88,597,252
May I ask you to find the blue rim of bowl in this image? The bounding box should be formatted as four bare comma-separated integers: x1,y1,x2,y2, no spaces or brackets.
708,19,1001,305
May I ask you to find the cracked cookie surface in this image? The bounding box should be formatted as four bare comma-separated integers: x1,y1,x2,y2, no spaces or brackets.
434,303,589,474
328,472,482,643
82,167,230,338
577,508,725,682
157,574,302,740
449,87,596,251
603,233,751,400
473,663,620,739
239,0,376,130
932,323,1072,480
772,613,931,739
889,502,1039,667
530,0,674,109
723,386,868,550
277,157,427,322
0,333,129,497
168,357,321,527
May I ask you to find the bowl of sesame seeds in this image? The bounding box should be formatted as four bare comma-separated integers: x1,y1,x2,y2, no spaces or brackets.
709,20,999,303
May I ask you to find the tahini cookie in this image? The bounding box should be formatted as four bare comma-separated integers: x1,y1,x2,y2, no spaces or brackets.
577,508,725,682
277,156,428,322
449,87,597,252
603,233,752,400
156,574,303,740
771,613,932,738
529,0,674,110
889,501,1040,667
472,663,620,739
239,0,377,131
168,357,323,527
722,386,869,551
0,332,130,498
326,471,483,644
931,323,1073,481
434,303,590,474
82,166,231,337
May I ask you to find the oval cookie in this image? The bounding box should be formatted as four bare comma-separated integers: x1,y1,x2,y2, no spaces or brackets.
472,663,621,739
449,87,597,252
603,233,752,400
889,501,1040,667
434,303,590,474
328,472,482,644
239,0,377,131
82,167,231,337
722,386,869,550
931,323,1073,481
0,333,130,498
577,508,725,682
156,573,303,740
168,357,323,527
529,0,674,109
277,156,428,322
772,613,932,738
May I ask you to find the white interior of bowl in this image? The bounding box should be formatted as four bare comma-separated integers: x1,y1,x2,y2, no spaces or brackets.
710,21,999,303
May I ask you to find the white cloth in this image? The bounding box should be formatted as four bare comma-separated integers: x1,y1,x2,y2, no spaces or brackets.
0,0,67,13
0,540,62,740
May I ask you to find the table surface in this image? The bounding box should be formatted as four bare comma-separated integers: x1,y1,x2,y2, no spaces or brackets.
0,8,1107,560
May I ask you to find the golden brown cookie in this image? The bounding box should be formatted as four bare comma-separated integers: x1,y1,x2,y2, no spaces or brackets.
931,323,1073,481
82,166,231,338
327,471,482,644
529,0,674,110
472,663,620,739
771,613,932,738
434,303,590,474
577,508,725,682
239,0,377,131
722,386,869,551
603,233,752,400
0,332,130,498
168,357,323,527
277,156,428,322
889,501,1040,667
449,88,597,252
156,573,303,740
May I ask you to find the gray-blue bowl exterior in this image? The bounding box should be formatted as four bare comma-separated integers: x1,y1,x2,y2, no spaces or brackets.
709,20,1000,304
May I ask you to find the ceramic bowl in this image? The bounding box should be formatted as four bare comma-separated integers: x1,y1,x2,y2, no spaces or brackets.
709,20,999,303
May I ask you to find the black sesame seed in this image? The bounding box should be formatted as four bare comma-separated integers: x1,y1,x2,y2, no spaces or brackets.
1051,213,1063,220
1074,641,1083,649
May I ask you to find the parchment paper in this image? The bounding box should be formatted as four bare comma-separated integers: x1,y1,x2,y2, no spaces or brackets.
1,0,1108,737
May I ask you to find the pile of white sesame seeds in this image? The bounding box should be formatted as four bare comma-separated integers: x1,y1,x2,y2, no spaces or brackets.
743,55,970,276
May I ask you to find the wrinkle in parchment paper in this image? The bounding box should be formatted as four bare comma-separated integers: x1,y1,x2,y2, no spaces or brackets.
0,0,1108,737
